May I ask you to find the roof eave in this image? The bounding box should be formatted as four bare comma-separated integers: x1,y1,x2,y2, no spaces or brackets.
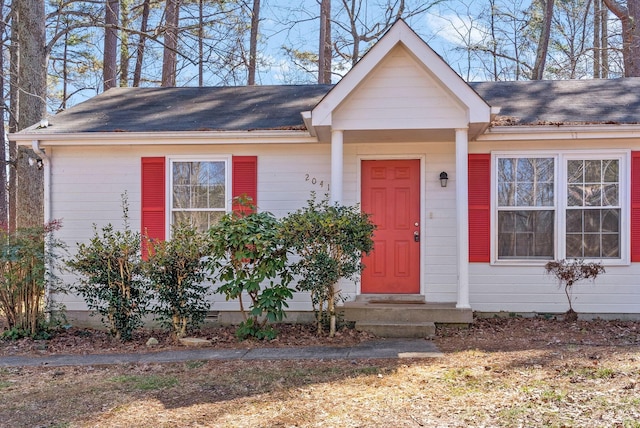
8,130,318,146
477,123,640,141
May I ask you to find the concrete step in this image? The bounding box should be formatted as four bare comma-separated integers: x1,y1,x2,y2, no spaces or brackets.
355,321,436,338
343,301,472,324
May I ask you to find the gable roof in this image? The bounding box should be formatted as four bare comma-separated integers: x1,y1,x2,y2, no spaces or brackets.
471,78,640,125
311,19,492,127
20,78,640,137
26,85,332,134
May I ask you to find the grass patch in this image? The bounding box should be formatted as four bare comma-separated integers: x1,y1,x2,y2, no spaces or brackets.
109,374,178,391
184,360,206,370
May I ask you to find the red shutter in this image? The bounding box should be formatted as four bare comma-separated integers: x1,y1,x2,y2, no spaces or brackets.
468,154,491,262
632,152,640,262
232,156,258,214
141,157,166,259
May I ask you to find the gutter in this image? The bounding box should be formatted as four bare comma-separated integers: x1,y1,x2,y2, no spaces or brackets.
477,124,640,141
9,130,319,146
32,140,52,320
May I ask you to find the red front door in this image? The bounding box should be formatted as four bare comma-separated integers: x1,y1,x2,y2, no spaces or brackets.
361,159,421,294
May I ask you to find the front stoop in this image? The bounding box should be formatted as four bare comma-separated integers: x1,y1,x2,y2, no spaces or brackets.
341,296,472,338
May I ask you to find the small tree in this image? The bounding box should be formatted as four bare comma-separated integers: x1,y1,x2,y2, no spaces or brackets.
282,194,375,337
545,259,605,321
0,221,65,338
67,196,150,341
144,222,211,338
207,198,293,340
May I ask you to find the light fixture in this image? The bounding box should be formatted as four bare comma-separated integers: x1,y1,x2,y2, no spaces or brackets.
439,171,448,187
28,157,44,170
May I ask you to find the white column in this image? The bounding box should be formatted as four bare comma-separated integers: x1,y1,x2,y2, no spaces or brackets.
330,130,344,204
455,128,471,309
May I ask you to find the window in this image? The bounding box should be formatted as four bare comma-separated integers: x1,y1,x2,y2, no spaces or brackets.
494,152,627,263
497,157,555,259
170,159,228,231
141,156,256,255
566,159,620,258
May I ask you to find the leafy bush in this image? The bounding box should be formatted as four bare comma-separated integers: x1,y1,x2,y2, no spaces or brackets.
545,259,605,321
282,193,375,337
208,199,293,340
67,196,150,341
0,220,65,338
144,222,211,338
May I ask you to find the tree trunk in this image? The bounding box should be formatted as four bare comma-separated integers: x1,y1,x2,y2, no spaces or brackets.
531,0,554,80
247,0,260,85
104,0,119,91
8,19,18,231
119,0,130,87
0,0,7,226
0,0,9,227
318,0,331,84
133,0,150,87
601,3,609,77
16,0,46,228
198,0,204,86
328,284,336,337
161,0,180,87
594,0,601,78
604,0,640,76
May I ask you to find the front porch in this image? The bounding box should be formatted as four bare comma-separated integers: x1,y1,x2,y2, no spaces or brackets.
342,295,473,338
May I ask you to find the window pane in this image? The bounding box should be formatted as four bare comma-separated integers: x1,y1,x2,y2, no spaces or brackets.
172,210,224,232
566,159,618,208
566,209,582,233
602,234,620,258
567,185,583,206
498,182,514,206
172,160,227,231
173,185,190,209
565,208,620,258
603,160,619,182
601,209,620,233
498,157,554,207
603,184,618,206
584,210,600,232
498,210,554,259
585,160,601,182
567,160,583,183
584,184,602,206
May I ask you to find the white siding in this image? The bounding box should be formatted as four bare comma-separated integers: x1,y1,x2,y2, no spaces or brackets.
469,264,640,314
468,137,640,315
52,144,335,312
332,45,467,130
50,136,640,315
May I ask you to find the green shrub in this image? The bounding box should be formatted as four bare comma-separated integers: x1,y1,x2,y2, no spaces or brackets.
282,193,375,337
67,196,150,341
0,220,65,338
207,198,293,340
144,222,211,338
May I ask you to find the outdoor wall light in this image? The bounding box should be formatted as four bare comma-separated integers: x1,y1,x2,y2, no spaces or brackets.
439,171,448,187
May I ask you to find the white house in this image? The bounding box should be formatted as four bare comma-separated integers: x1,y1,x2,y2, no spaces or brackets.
10,20,640,334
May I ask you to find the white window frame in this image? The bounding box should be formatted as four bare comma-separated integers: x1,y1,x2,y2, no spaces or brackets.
167,155,232,235
491,150,630,266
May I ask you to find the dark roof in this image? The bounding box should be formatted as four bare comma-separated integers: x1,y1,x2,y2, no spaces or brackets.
24,78,640,134
34,85,332,133
470,78,640,125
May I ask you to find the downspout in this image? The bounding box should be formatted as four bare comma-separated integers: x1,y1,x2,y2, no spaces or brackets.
32,140,51,224
32,140,52,320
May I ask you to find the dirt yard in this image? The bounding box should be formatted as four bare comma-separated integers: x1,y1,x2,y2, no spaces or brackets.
1,317,639,427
